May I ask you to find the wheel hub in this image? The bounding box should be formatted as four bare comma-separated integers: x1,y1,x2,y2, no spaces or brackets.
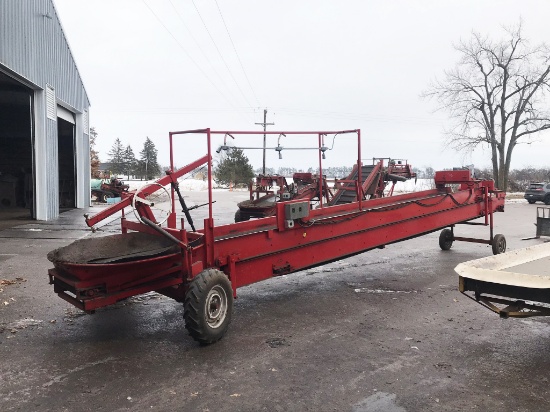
205,286,227,329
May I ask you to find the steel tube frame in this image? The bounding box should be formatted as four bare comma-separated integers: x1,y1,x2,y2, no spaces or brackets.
53,128,505,311
210,187,504,291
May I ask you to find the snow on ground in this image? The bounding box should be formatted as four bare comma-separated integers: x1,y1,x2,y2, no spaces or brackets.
126,178,213,192
390,180,526,203
506,193,527,203
123,177,527,204
389,178,434,194
125,180,152,191
178,179,210,191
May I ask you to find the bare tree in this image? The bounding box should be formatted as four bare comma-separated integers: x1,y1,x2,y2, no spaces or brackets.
424,24,550,190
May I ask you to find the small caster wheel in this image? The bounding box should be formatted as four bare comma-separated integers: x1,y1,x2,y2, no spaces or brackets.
439,228,453,251
492,234,506,255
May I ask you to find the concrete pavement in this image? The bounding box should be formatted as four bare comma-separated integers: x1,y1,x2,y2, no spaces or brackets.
1,196,550,411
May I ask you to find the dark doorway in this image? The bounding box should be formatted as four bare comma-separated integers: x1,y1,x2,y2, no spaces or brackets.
0,70,34,220
57,117,76,209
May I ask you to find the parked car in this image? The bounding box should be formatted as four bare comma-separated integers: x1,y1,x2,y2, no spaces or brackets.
524,182,550,204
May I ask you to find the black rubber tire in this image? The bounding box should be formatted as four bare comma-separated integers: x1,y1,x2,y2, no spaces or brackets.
101,193,111,203
492,234,506,255
439,228,453,251
234,210,249,223
528,200,536,204
184,268,233,345
545,195,550,206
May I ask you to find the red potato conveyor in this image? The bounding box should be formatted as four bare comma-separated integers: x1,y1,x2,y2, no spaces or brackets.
48,128,507,344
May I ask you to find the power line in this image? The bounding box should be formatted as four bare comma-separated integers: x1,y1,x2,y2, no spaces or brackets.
190,0,255,112
272,107,445,126
167,0,241,108
108,107,256,114
214,0,261,107
141,0,240,114
102,105,442,127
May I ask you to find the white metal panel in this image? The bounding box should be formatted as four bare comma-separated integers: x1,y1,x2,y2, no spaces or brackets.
456,243,550,288
57,104,75,124
74,111,90,208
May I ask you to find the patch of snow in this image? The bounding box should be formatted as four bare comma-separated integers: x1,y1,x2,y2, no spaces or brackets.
389,178,434,194
179,179,209,191
125,178,215,192
122,177,532,203
506,198,529,204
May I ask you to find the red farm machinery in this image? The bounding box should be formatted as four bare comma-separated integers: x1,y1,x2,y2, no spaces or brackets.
234,158,416,222
91,177,129,203
47,129,506,345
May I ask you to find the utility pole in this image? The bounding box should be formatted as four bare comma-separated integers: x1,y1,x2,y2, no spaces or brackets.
255,109,274,175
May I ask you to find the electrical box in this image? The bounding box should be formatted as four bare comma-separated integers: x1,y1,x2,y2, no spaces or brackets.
285,201,309,220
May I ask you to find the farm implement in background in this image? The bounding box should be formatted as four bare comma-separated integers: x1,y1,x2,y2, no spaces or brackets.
47,128,506,345
234,158,416,222
91,177,129,203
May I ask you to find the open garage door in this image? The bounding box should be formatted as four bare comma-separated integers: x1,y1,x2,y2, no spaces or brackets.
0,71,34,225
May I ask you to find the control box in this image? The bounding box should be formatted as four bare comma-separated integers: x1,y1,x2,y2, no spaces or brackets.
284,201,309,220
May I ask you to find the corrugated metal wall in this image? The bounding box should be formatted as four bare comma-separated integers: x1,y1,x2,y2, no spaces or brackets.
0,0,89,112
0,0,91,220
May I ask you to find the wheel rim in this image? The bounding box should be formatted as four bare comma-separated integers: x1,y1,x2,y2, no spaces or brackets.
497,237,506,253
204,285,228,329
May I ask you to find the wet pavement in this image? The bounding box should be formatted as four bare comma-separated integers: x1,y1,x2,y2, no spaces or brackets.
1,194,550,411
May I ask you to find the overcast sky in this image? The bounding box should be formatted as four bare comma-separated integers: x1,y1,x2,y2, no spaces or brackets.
54,0,550,172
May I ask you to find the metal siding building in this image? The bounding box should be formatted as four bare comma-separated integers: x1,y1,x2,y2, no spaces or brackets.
0,0,90,220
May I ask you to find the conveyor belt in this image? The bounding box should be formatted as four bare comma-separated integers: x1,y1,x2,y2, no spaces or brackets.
330,165,380,205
